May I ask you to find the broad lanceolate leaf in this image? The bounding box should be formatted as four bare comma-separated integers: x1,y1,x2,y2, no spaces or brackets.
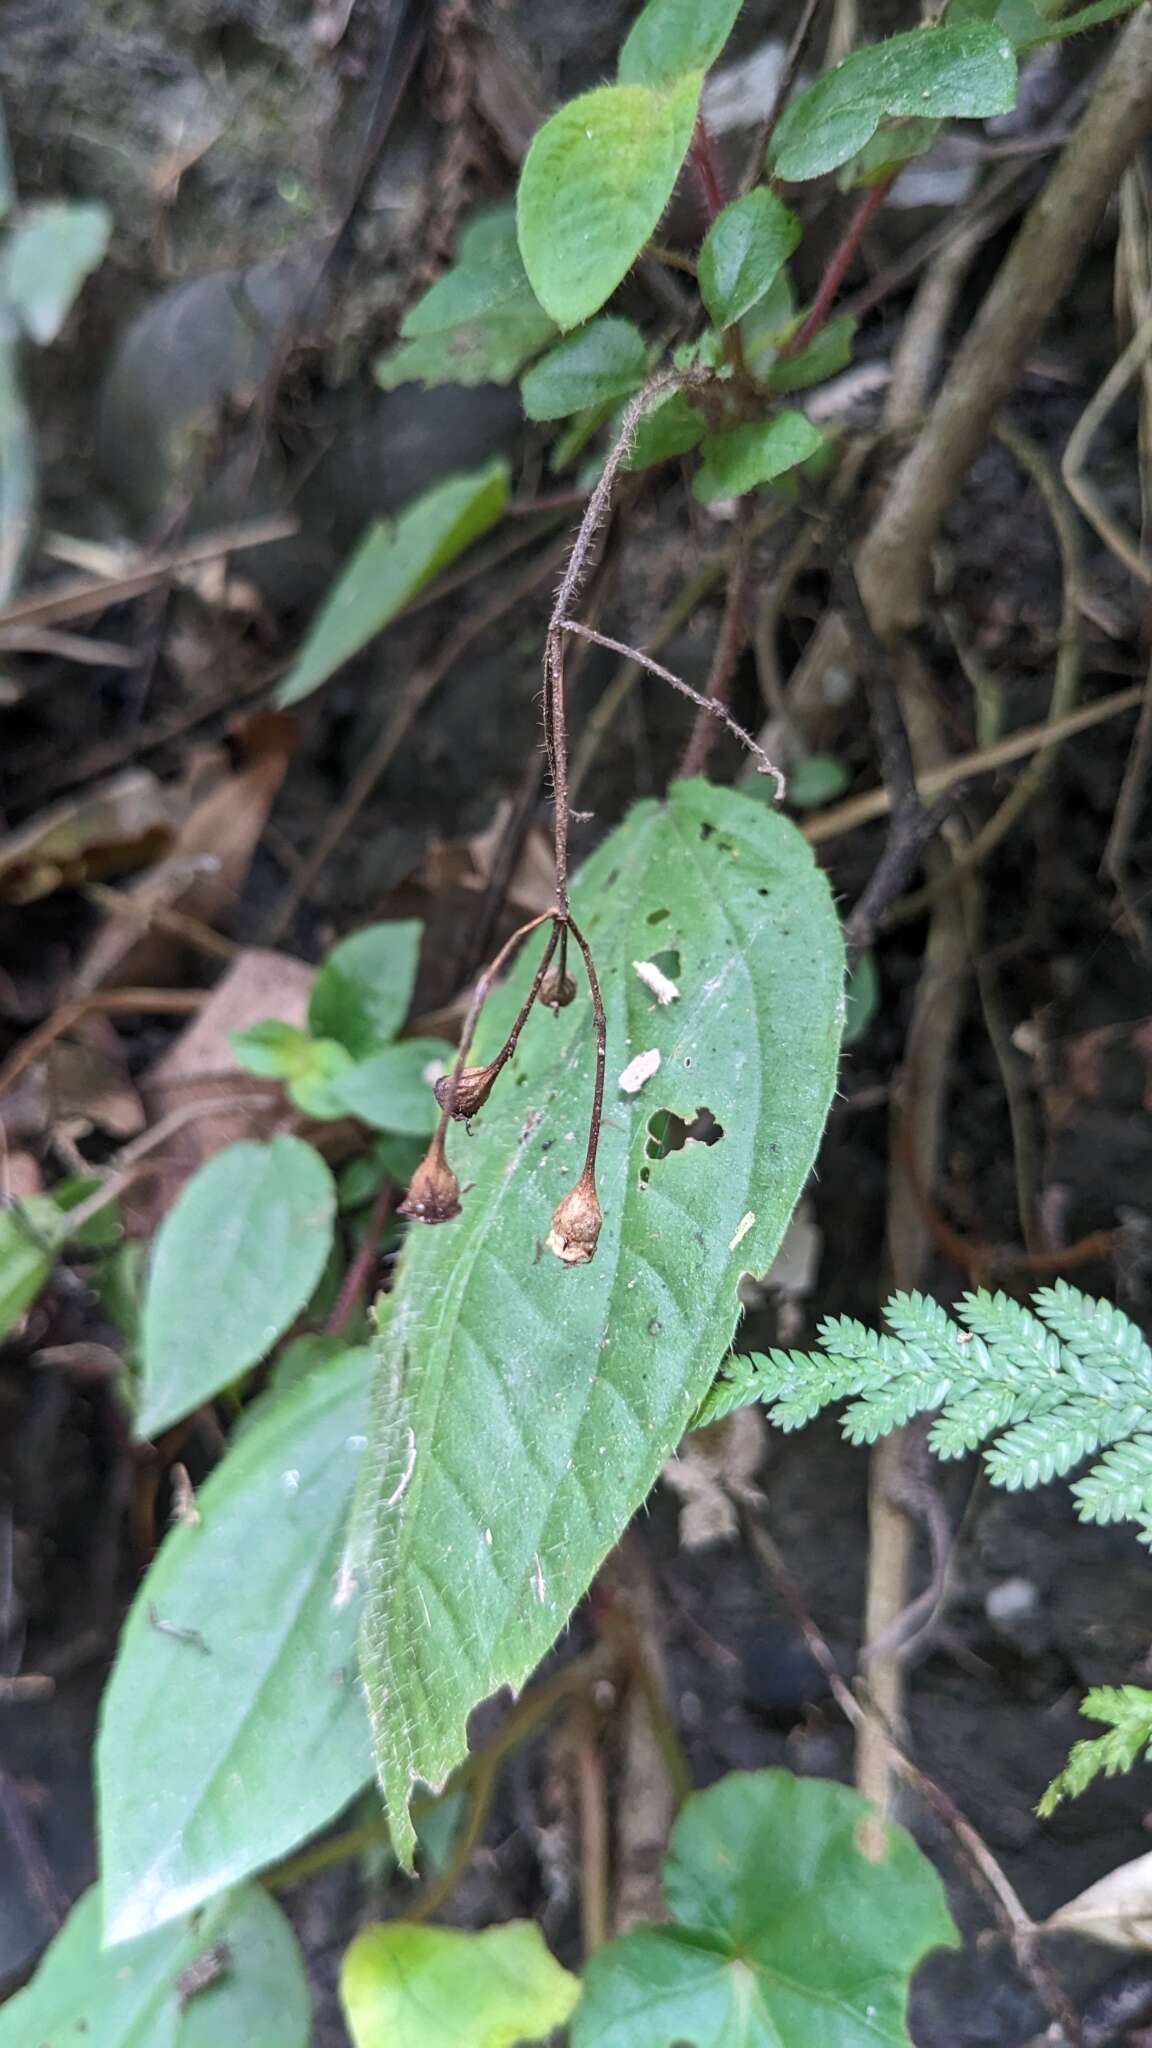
309,918,423,1057
517,74,702,330
1028,0,1139,43
100,1348,374,1939
342,1921,581,2048
693,410,824,501
355,781,844,1860
332,1037,455,1137
375,205,557,391
618,0,744,87
4,201,111,343
136,1136,336,1438
277,461,509,705
574,1769,959,2046
521,317,648,421
771,22,1017,182
697,190,801,329
0,1883,309,2048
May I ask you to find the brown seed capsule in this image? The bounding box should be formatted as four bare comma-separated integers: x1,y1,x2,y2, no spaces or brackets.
398,1140,462,1224
434,1062,498,1121
546,1172,602,1265
538,966,577,1010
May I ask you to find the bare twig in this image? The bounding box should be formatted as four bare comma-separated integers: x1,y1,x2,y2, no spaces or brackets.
1103,647,1152,955
561,621,784,794
1063,305,1152,583
679,512,753,781
0,987,204,1100
785,172,898,362
740,0,827,194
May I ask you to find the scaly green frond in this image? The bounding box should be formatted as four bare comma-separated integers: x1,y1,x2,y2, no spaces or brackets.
1038,1687,1152,1816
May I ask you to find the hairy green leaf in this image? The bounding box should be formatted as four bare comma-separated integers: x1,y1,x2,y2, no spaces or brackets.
342,1921,580,2048
618,0,744,87
0,1883,309,2047
573,1770,958,2045
100,1348,374,1938
277,463,509,706
333,1037,455,1137
698,190,801,329
693,410,824,501
375,206,557,390
137,1136,336,1437
354,781,844,1860
309,919,423,1058
1028,0,1138,42
4,200,111,343
765,312,857,392
772,22,1017,182
521,317,648,420
517,75,702,330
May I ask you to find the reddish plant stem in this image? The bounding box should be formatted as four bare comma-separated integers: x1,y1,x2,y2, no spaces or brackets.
690,115,726,220
327,1182,395,1337
679,515,754,780
436,908,556,1138
566,915,607,1188
784,170,898,360
486,921,560,1081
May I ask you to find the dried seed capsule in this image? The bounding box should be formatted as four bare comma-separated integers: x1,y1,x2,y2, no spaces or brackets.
538,966,577,1010
546,1171,602,1265
434,1062,498,1121
398,1141,462,1224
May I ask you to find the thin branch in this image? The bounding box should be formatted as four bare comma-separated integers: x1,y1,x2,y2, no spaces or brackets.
740,0,828,194
784,172,897,361
561,620,784,795
679,512,754,781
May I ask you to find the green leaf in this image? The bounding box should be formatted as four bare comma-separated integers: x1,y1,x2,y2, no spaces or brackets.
342,1921,580,2048
276,462,510,706
0,1882,309,2048
3,201,111,343
375,205,557,390
765,312,856,392
99,1348,374,1939
771,23,1017,182
1026,0,1139,41
842,949,880,1048
310,918,423,1057
0,1196,64,1337
698,190,801,329
517,74,702,330
842,114,941,187
619,0,744,87
230,1019,314,1079
354,781,844,1861
786,751,850,809
521,317,648,421
287,1038,358,1119
573,1769,959,2046
693,411,824,501
137,1136,336,1438
333,1037,454,1137
622,390,707,470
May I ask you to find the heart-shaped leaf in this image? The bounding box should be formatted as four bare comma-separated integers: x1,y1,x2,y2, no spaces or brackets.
137,1136,336,1438
521,317,648,421
353,781,844,1859
698,190,801,329
772,21,1016,182
517,75,702,330
342,1921,580,2047
573,1769,959,2045
618,0,744,87
100,1347,374,1939
0,1883,309,2047
277,462,509,706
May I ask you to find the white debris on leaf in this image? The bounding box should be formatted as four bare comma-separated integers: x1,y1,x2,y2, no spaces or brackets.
618,1047,661,1095
633,958,679,1005
728,1211,755,1251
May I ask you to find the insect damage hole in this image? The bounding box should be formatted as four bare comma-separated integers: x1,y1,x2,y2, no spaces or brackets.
646,906,670,926
644,1106,725,1160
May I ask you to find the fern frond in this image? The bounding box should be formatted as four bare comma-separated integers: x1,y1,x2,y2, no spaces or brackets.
712,1285,1152,1538
1038,1687,1152,1816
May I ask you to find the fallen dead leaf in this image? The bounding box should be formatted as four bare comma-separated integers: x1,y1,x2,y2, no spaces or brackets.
1043,1849,1152,1951
662,1406,767,1550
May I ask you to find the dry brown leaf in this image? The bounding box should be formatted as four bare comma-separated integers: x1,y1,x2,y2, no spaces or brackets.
1043,1849,1152,1951
661,1406,767,1550
467,799,556,914
0,770,186,905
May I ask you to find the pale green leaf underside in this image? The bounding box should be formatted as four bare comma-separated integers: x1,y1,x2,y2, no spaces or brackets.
341,1920,580,2048
4,201,111,343
99,1350,375,1940
0,1883,309,2048
517,75,702,330
356,781,844,1859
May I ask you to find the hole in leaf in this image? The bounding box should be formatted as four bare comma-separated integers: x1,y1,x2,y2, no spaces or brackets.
699,821,715,841
644,1105,725,1160
649,947,681,980
646,907,670,926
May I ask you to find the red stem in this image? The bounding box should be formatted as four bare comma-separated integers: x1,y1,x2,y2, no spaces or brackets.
784,171,897,360
327,1183,395,1336
690,116,726,221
